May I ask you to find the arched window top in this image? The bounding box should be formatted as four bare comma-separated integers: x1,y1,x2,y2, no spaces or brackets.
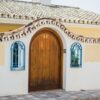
71,42,82,50
11,41,25,49
11,41,25,71
70,42,82,67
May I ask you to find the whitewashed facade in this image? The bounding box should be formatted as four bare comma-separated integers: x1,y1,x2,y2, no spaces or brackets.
0,0,100,96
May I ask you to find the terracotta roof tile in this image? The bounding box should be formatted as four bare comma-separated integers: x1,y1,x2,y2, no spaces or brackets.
0,0,100,25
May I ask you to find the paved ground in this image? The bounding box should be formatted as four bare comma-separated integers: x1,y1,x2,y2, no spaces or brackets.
0,90,100,100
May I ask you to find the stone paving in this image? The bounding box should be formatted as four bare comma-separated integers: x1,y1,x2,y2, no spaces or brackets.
1,90,100,100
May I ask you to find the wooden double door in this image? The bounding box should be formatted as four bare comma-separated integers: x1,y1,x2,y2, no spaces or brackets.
29,29,63,91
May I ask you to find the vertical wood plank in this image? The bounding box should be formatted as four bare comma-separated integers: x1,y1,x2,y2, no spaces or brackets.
29,29,63,91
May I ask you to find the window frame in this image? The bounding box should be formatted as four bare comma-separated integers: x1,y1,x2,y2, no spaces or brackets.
10,41,25,71
70,42,82,68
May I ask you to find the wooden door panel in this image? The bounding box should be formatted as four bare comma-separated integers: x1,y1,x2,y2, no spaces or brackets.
29,30,62,91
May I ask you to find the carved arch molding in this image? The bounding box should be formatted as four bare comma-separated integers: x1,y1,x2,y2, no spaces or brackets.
0,18,100,43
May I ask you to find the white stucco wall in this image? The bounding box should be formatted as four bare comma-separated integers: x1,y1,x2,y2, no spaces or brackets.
0,23,100,96
66,42,100,91
0,24,68,96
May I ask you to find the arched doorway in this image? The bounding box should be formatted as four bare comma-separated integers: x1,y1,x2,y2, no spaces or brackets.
29,29,63,92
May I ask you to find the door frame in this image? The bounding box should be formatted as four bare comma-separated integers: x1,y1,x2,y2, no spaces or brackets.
28,28,64,92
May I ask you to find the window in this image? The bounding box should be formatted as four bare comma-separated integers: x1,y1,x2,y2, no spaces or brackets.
70,42,82,67
11,41,25,71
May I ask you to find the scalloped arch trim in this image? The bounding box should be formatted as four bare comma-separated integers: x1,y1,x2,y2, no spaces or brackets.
0,18,100,43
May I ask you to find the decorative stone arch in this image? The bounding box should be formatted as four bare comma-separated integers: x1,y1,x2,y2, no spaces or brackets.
28,21,68,91
0,18,99,44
